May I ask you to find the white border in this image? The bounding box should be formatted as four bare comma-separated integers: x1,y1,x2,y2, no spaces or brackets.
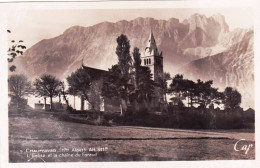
0,0,260,168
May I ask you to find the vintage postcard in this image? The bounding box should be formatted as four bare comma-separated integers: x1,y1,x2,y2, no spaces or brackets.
0,0,259,168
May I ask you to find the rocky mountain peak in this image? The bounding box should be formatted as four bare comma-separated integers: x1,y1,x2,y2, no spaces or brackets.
180,13,230,48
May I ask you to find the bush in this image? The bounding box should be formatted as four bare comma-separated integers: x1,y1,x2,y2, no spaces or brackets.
66,105,74,113
111,107,255,130
9,97,27,112
59,105,255,130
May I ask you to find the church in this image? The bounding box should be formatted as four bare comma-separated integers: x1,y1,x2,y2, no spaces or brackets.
82,31,165,112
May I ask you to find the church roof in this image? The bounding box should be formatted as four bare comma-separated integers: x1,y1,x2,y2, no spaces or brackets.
82,65,107,73
145,31,160,56
82,65,108,80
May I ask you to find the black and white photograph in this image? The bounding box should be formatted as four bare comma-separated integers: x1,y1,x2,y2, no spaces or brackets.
0,0,259,167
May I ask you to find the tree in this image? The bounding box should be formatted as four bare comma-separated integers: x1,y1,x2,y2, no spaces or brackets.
173,78,210,108
136,66,155,110
168,74,187,106
102,65,129,114
8,75,32,111
7,30,26,72
223,87,242,110
67,86,78,109
132,47,155,109
133,47,141,89
193,79,224,108
88,79,103,121
158,72,171,103
103,34,133,115
116,34,132,77
208,88,225,108
169,75,225,108
133,47,141,69
67,68,92,111
102,65,122,99
182,79,197,107
60,81,71,109
169,75,204,107
34,74,61,111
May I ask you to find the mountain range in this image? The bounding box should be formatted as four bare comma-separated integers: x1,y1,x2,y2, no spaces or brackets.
13,13,254,108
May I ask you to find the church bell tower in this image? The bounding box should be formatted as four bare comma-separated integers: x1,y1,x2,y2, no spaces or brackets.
141,31,163,81
141,31,165,110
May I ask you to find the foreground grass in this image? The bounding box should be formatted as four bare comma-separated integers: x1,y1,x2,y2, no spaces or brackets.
9,109,255,162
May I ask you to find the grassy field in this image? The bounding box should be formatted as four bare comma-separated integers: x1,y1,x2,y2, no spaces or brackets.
9,109,255,162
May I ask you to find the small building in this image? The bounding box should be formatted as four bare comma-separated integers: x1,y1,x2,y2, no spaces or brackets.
34,103,44,110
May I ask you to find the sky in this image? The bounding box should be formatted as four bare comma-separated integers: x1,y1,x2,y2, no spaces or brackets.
8,8,253,48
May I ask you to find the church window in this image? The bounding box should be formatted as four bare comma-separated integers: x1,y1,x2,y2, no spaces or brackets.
144,59,146,65
149,58,151,64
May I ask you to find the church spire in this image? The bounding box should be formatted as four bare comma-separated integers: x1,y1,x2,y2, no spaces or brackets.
145,30,159,56
147,30,156,47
